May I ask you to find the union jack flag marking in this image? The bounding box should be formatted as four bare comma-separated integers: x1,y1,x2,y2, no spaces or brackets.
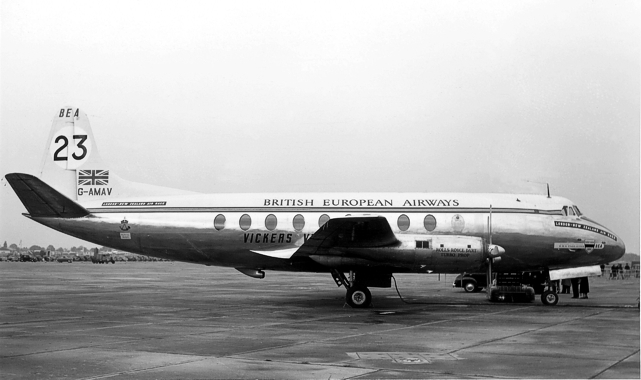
78,170,109,186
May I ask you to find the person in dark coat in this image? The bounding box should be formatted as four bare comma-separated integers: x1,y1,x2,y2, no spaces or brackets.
579,277,590,299
561,278,572,294
624,263,630,279
610,264,617,280
570,277,580,298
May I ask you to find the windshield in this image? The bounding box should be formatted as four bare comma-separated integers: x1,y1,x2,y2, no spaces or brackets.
561,205,583,217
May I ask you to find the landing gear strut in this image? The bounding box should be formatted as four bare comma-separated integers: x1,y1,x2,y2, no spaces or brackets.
331,270,383,308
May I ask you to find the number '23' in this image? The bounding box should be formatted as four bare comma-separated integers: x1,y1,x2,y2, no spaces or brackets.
53,135,88,161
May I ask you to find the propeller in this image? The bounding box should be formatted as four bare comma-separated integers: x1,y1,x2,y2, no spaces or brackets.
486,205,505,298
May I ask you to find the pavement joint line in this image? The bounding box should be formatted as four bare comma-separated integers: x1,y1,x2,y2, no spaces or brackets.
448,309,607,355
0,338,145,359
589,348,641,379
222,305,535,360
78,356,374,380
347,368,514,380
78,357,211,380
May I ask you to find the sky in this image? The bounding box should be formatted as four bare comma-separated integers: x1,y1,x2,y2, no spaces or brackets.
1,0,639,253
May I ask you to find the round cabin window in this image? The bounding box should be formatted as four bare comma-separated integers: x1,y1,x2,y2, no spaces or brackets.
318,214,330,227
397,214,410,231
293,214,305,231
265,214,277,231
424,214,437,232
239,214,252,231
214,214,226,231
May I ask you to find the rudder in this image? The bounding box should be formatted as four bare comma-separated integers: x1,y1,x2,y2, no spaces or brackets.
40,106,195,202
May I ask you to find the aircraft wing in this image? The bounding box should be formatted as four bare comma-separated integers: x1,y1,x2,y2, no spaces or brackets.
296,215,399,255
250,216,398,260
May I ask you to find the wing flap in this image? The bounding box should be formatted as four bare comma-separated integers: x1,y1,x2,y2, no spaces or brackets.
250,247,299,259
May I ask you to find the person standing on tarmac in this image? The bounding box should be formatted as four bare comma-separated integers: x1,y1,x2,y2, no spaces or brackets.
579,277,590,299
571,277,580,299
561,278,572,294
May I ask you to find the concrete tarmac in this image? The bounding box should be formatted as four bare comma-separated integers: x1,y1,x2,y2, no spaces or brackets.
1,262,639,379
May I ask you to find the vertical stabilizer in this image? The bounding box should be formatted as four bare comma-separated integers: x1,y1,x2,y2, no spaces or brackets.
39,107,195,202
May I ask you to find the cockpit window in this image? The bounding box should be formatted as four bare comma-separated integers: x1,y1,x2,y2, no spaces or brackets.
562,206,576,216
573,206,583,216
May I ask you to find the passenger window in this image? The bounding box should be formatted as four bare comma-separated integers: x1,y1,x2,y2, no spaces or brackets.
214,214,226,231
239,214,251,231
424,214,437,231
265,214,277,231
319,214,330,227
293,214,305,231
397,214,410,231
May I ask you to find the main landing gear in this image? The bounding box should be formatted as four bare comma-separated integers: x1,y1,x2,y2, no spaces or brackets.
331,270,388,308
346,285,372,308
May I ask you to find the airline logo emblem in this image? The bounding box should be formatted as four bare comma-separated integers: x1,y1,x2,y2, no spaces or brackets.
120,219,131,231
78,170,109,186
554,241,605,253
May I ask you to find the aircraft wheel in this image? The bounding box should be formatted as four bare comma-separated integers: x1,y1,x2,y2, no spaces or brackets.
346,285,371,308
463,281,477,293
541,290,559,306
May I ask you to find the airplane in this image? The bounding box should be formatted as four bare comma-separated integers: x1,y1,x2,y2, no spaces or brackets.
5,107,626,308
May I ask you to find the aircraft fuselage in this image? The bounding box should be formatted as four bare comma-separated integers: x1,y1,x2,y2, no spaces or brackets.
30,192,625,274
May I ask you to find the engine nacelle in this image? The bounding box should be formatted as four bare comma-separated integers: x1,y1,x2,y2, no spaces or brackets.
427,235,485,273
329,234,487,273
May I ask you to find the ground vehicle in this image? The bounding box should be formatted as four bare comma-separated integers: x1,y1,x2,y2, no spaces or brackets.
453,273,487,292
92,252,115,264
488,272,537,303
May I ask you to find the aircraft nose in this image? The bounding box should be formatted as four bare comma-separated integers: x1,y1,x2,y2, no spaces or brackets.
616,237,626,258
606,236,626,263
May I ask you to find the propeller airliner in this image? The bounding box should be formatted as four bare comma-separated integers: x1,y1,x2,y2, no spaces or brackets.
5,107,626,307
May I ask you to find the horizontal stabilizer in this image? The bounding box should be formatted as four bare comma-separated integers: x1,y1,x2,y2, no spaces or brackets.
5,173,90,218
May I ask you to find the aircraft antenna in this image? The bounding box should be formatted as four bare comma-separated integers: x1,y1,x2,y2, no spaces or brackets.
547,183,551,198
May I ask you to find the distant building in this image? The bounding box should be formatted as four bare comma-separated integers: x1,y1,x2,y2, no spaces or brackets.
0,247,12,258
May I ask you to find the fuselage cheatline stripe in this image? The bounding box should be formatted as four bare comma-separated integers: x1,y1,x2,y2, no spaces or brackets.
86,206,563,215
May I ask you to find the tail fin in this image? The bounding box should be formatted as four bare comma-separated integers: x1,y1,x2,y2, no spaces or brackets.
5,173,90,218
40,106,194,201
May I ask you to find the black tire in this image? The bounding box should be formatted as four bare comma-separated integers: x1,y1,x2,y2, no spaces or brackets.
463,281,477,293
346,285,372,308
541,290,559,306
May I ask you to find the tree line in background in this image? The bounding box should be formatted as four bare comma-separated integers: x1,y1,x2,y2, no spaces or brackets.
2,240,112,253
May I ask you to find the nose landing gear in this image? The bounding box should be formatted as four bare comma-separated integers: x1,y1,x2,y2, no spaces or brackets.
541,290,559,306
